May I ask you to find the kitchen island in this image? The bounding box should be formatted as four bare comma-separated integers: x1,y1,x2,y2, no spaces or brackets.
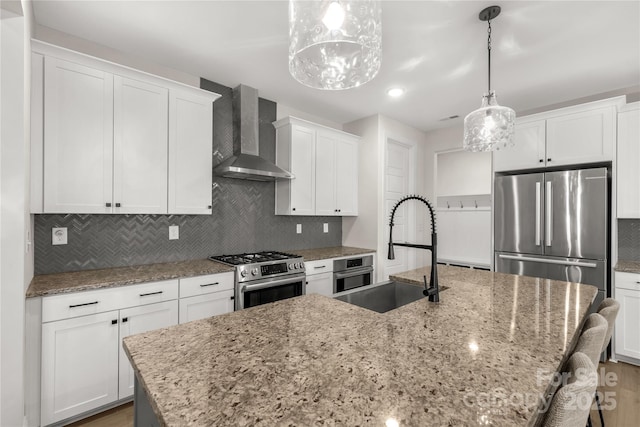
123,265,597,426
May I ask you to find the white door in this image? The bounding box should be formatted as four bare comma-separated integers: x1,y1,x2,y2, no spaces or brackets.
178,290,234,324
289,125,316,215
113,76,169,214
118,300,178,399
43,57,114,213
168,90,213,214
315,132,337,215
617,106,640,218
335,137,359,216
493,119,546,172
41,311,119,425
383,138,416,280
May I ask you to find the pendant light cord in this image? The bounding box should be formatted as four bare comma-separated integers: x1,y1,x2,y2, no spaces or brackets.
487,19,492,93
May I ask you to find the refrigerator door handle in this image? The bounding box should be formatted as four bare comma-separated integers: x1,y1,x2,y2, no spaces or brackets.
535,182,541,246
498,254,598,268
545,181,552,246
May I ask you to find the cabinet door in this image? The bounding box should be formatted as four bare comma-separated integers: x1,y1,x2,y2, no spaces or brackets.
335,137,359,215
493,119,545,172
179,289,234,324
41,311,119,425
305,272,334,297
113,76,168,214
289,125,316,215
43,57,114,213
614,287,640,360
617,106,640,218
118,300,178,399
546,106,615,167
168,90,213,214
315,132,337,215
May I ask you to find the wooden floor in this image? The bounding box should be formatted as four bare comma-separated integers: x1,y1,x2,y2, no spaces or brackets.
69,362,639,427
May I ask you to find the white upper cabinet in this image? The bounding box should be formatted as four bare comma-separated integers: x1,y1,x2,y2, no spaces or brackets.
168,90,214,214
113,76,169,214
33,43,220,214
43,57,114,213
275,117,359,216
617,103,640,218
493,118,545,172
493,97,622,172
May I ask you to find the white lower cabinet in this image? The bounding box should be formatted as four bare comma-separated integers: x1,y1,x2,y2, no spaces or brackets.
615,272,640,361
178,272,235,323
41,311,120,426
305,272,334,297
118,300,178,398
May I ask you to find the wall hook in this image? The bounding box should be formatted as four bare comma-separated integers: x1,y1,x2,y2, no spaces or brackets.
460,201,464,209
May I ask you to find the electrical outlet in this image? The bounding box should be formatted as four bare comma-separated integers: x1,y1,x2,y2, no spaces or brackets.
169,225,179,240
323,223,329,233
296,224,302,234
52,227,67,245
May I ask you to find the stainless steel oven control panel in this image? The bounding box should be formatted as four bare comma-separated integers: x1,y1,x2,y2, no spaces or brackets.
237,257,305,282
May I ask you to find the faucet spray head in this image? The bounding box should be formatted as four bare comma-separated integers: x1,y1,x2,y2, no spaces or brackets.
387,242,395,260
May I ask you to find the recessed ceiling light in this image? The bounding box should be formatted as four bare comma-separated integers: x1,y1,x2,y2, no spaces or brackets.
387,87,405,97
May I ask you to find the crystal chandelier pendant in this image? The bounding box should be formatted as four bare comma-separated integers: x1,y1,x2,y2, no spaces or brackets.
289,0,382,90
463,91,515,152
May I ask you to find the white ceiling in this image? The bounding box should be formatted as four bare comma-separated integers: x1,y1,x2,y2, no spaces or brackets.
31,1,640,132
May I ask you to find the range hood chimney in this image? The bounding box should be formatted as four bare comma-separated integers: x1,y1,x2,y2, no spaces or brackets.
213,85,294,181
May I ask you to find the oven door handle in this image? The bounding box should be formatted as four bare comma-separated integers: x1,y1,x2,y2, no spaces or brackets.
241,277,305,293
333,266,374,280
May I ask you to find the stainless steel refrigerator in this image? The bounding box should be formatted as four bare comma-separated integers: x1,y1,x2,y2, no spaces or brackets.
494,167,609,310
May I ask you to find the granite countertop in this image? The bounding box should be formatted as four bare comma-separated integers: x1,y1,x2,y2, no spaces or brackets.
290,246,376,261
26,259,234,298
614,260,640,274
124,266,597,427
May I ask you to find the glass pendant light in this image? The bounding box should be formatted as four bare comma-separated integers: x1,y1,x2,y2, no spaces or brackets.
463,6,515,152
289,0,382,90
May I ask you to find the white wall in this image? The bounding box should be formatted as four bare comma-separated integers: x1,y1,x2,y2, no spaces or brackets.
1,1,32,425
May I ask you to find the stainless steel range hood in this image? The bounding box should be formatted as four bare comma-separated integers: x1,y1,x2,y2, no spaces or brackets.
213,85,293,181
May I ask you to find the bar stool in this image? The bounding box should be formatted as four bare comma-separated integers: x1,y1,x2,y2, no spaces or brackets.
573,313,608,367
542,352,597,427
593,298,620,427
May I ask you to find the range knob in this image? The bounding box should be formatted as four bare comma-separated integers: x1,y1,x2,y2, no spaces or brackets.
251,268,259,276
289,263,295,270
240,270,248,278
296,262,302,269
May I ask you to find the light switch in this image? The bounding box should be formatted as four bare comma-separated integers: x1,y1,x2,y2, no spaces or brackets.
323,223,329,233
169,225,179,240
52,227,67,245
296,224,302,234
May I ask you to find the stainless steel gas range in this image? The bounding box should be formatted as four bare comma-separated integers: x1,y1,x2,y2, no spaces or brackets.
209,251,306,310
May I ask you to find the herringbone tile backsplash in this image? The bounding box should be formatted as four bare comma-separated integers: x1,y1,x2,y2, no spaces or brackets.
34,79,342,274
618,219,640,262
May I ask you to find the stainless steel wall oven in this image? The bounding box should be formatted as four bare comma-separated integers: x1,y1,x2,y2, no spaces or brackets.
333,255,374,293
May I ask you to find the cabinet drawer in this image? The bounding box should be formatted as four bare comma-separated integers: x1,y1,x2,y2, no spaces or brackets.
305,259,333,274
43,287,123,323
179,272,234,298
616,272,640,291
118,279,179,309
42,279,179,323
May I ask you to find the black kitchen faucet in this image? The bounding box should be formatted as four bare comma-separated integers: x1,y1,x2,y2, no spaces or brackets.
387,195,440,303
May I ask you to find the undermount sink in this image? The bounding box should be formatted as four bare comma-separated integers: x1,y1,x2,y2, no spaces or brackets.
334,280,447,313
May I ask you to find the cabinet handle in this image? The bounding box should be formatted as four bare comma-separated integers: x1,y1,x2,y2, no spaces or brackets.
115,202,121,207
314,266,326,269
111,319,118,325
200,282,219,287
105,203,112,207
139,291,163,297
207,205,212,209
122,317,128,323
69,301,99,308
547,158,552,162
230,296,235,300
539,159,544,163
292,207,296,211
